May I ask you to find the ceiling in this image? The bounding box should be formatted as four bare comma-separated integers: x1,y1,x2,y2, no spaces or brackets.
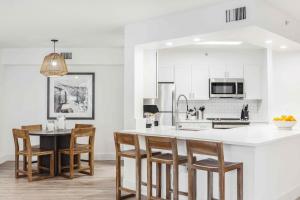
0,0,227,48
0,0,299,48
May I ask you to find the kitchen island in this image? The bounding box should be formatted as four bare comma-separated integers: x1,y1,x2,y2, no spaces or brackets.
120,125,300,200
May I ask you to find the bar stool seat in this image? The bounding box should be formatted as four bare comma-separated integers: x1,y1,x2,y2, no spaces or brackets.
151,153,187,164
119,149,148,158
194,158,243,172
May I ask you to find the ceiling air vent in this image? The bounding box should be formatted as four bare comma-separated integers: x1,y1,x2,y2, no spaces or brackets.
226,6,246,23
61,52,72,60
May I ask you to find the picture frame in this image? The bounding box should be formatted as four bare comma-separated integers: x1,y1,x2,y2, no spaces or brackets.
47,72,95,120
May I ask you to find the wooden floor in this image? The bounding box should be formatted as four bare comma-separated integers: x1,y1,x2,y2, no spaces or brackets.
0,161,122,200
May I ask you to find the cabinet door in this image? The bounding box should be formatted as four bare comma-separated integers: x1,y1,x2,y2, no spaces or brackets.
244,65,262,99
191,65,209,100
226,64,244,78
175,66,191,99
158,66,174,82
143,49,157,98
209,65,226,78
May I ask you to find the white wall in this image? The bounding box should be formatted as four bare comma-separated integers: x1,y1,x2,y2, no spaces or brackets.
0,51,5,163
272,51,300,124
0,48,123,162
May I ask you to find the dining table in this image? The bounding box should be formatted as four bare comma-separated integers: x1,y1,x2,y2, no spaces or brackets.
28,129,78,176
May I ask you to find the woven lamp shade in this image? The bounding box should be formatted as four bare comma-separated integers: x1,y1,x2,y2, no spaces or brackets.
40,53,68,77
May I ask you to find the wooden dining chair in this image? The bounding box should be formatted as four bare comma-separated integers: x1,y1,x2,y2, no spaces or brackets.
75,124,94,128
12,128,54,182
21,124,42,171
186,140,243,200
58,127,96,179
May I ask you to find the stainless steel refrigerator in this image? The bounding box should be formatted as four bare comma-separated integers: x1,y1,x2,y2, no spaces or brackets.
156,82,176,126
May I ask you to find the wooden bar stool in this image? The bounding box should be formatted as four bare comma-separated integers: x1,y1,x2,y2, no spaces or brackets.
114,132,160,200
145,136,191,200
186,140,243,200
58,127,96,178
12,128,54,182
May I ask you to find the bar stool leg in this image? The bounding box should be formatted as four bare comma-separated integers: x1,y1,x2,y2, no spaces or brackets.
27,156,33,182
188,166,196,200
208,172,213,200
15,154,19,178
166,164,171,200
147,160,153,199
237,165,243,200
173,163,179,200
116,155,121,200
156,163,162,198
135,157,142,200
219,171,225,200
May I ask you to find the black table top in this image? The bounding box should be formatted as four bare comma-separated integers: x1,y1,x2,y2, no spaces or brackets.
28,129,72,136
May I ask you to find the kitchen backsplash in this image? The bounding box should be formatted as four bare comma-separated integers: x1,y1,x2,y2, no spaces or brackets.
177,98,263,121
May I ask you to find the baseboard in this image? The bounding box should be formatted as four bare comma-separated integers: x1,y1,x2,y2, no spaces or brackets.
0,153,115,164
278,184,300,200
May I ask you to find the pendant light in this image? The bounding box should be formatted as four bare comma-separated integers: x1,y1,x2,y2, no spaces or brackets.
40,39,68,77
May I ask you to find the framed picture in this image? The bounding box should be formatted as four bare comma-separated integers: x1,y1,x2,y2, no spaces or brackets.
47,72,95,120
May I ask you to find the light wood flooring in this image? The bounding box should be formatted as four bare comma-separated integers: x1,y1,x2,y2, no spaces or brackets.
0,161,121,200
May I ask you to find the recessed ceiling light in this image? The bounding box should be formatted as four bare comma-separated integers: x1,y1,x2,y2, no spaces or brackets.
265,40,273,44
193,38,201,42
196,41,243,45
165,42,173,46
280,45,287,49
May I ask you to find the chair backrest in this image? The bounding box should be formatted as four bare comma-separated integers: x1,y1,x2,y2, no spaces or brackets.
21,124,42,131
12,129,32,154
75,124,94,128
70,127,96,150
145,136,178,161
186,140,224,168
114,132,140,154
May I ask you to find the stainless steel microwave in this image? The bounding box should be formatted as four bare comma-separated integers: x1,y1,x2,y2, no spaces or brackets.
209,78,244,98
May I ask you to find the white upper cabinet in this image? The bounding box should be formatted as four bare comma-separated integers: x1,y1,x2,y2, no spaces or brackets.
158,66,174,82
143,49,157,98
209,65,226,78
209,64,244,78
174,66,191,99
226,64,244,78
244,64,262,99
191,65,209,100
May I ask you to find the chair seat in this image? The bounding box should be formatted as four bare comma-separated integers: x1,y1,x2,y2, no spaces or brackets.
151,153,187,164
193,158,242,172
119,149,160,159
19,148,53,156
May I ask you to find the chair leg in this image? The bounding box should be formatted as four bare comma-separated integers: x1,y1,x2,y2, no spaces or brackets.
78,154,81,171
15,154,19,178
173,163,179,200
156,163,162,198
50,154,54,177
27,156,33,182
136,157,142,200
208,172,213,200
23,155,27,171
58,152,62,175
116,155,121,200
219,171,225,200
237,165,243,200
166,164,171,200
188,166,196,200
69,154,74,179
147,160,153,199
89,151,94,176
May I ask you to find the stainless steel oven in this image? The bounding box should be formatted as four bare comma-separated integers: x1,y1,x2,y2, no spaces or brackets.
209,78,244,98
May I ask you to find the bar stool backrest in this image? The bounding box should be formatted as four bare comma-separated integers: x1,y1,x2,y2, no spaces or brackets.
114,132,140,153
145,136,178,161
186,140,224,168
12,129,32,155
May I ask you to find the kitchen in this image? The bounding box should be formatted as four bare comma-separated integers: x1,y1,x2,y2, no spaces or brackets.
120,1,300,199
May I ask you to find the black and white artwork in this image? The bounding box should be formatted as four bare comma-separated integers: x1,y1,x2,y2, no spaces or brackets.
47,73,95,120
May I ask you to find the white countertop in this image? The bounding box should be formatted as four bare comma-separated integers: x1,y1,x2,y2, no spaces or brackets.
120,125,300,147
177,119,268,123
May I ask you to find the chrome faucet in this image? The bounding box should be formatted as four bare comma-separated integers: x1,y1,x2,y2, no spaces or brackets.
175,94,189,130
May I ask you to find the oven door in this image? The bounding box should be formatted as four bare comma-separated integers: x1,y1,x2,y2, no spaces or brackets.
210,79,237,98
